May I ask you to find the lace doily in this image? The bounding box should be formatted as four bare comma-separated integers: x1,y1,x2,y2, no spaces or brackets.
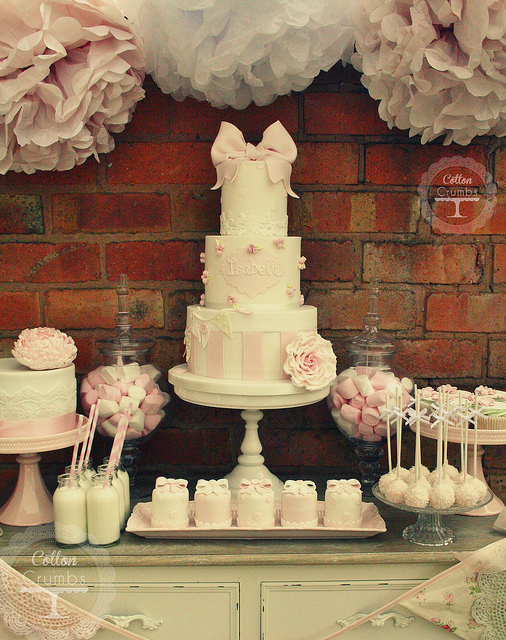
0,385,76,420
120,0,360,109
472,571,506,640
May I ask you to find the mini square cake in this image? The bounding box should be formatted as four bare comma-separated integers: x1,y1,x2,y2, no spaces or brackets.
236,478,276,528
280,480,318,528
324,479,362,528
151,477,189,528
194,479,232,528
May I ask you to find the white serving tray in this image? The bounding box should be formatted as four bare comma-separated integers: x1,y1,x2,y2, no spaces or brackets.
126,501,386,539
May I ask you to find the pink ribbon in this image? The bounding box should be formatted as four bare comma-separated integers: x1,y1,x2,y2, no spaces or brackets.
239,478,273,494
327,479,361,494
155,478,188,493
195,479,229,495
211,121,298,197
283,480,316,495
0,411,76,438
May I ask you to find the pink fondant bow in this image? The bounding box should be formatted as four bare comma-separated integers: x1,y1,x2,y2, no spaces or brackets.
283,480,316,495
239,478,273,494
155,477,188,492
211,121,298,198
327,479,361,494
195,478,229,495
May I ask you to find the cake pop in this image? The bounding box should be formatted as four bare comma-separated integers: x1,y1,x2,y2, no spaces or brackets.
454,481,480,508
404,483,430,508
429,482,455,509
384,477,408,504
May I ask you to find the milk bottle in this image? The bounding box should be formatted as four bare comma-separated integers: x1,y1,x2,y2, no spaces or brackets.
104,456,130,522
65,464,92,493
53,473,87,547
97,464,126,530
86,473,121,546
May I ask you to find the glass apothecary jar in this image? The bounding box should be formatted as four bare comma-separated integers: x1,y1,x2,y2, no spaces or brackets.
328,281,413,494
80,275,170,489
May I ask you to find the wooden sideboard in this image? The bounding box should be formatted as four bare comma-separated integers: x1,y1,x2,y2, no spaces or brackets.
0,501,502,640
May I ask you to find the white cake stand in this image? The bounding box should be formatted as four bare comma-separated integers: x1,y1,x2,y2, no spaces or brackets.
0,419,86,527
169,364,329,499
417,420,506,516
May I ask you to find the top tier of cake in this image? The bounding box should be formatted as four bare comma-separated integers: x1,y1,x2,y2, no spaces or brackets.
220,161,288,237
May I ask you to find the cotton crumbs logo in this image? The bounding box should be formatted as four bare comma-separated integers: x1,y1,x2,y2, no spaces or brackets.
418,156,497,234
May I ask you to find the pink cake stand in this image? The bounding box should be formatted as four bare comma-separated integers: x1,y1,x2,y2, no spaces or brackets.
417,420,506,516
0,418,86,526
169,364,329,500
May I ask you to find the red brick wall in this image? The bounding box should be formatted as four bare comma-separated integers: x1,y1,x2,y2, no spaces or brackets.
1,63,505,498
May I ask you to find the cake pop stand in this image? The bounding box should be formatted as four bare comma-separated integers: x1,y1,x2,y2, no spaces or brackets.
373,484,493,546
169,364,329,499
0,418,86,527
416,420,506,516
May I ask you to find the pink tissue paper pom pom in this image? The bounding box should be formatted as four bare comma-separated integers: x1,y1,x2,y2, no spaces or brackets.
0,0,145,174
283,331,336,391
12,327,77,370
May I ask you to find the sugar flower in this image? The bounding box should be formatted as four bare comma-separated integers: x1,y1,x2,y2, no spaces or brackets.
298,256,307,270
215,242,225,256
273,238,285,249
352,0,506,145
246,244,261,254
0,0,145,174
227,293,238,306
283,331,336,391
201,270,210,284
13,327,77,370
200,252,206,264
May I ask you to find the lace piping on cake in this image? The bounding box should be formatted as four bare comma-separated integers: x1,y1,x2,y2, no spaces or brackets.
220,212,287,237
0,384,76,420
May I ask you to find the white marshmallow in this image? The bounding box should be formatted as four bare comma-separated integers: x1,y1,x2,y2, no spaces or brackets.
117,362,141,383
128,385,147,401
100,419,118,437
119,396,140,414
355,374,375,397
401,377,414,392
97,399,119,418
101,366,119,385
335,413,358,436
336,367,357,382
140,363,162,382
128,408,145,432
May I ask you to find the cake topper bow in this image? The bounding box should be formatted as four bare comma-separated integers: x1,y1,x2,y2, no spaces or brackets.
211,121,298,198
155,478,188,492
327,479,361,494
283,480,316,495
195,478,229,495
239,478,273,494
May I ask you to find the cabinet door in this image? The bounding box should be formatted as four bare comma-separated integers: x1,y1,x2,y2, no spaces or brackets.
261,580,450,640
59,582,239,640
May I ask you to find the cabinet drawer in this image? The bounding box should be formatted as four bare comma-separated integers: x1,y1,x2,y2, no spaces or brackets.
261,580,449,640
60,582,239,640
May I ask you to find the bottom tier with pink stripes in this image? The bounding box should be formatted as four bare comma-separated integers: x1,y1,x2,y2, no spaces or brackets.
185,305,318,382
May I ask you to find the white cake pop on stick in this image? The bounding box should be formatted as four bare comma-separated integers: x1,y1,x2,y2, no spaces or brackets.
384,387,408,503
404,387,430,508
429,390,455,508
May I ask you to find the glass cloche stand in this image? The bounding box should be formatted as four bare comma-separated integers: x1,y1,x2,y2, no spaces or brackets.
329,281,412,496
80,275,168,497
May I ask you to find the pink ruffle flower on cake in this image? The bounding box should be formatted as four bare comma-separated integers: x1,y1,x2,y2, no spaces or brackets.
352,0,506,145
215,241,225,256
201,270,210,284
227,293,238,306
298,256,306,270
246,244,261,254
12,327,77,370
273,238,285,249
200,252,206,264
0,0,145,174
283,332,336,391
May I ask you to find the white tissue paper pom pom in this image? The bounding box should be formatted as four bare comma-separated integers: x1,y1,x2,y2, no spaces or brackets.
121,0,361,109
351,0,506,145
0,0,145,174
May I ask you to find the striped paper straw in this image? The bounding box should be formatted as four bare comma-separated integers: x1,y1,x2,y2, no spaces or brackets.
103,405,132,486
76,403,96,474
83,398,101,469
68,414,84,489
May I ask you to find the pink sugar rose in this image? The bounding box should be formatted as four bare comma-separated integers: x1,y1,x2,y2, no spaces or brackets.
246,244,260,254
227,293,238,306
200,252,206,263
298,256,306,270
201,270,210,284
215,242,225,256
273,238,285,249
12,327,77,370
283,332,336,391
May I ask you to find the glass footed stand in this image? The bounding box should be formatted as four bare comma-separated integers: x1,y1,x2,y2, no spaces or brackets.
373,483,494,546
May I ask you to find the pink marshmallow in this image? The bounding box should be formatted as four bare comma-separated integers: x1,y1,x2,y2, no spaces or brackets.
329,388,346,410
355,366,372,377
361,405,380,426
126,427,140,439
402,387,412,407
135,373,156,393
144,413,162,430
366,390,388,407
108,412,123,426
97,384,122,403
369,371,391,390
112,380,123,390
120,381,134,395
85,389,99,406
358,422,374,435
374,422,388,437
340,403,361,425
87,367,105,388
349,394,365,409
140,394,165,415
336,377,360,400
80,378,93,394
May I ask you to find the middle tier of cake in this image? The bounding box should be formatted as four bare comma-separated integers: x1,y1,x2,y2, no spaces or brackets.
185,304,317,382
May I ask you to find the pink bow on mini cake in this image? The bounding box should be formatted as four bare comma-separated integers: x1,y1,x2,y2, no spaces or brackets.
211,121,298,197
195,479,230,495
155,478,188,493
239,478,273,494
283,480,317,495
327,479,361,494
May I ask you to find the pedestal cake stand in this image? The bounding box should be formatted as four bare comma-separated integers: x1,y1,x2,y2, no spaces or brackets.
417,420,506,516
0,419,86,527
169,364,329,499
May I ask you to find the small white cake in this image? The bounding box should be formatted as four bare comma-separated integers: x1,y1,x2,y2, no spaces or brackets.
280,480,318,528
151,477,189,528
324,479,362,528
236,478,276,528
194,479,232,528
